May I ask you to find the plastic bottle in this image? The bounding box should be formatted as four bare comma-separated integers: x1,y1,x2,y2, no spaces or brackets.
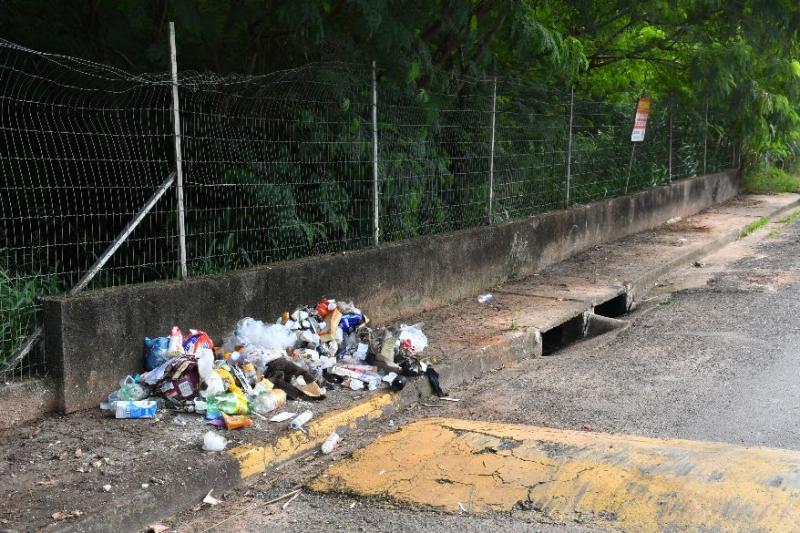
251,389,287,414
289,410,313,430
321,432,340,454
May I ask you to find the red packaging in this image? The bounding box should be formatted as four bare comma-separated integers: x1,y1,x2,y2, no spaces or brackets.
158,358,200,400
315,299,331,318
183,329,214,354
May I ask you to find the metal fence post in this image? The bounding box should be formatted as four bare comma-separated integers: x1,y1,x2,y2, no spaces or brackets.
703,100,708,175
565,86,574,207
668,104,673,182
487,77,497,223
371,61,380,246
169,21,188,279
624,144,636,194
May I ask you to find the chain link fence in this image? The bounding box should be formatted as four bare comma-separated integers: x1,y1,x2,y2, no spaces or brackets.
0,37,737,381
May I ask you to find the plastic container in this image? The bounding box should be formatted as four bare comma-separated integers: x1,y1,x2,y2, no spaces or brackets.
114,400,157,419
251,389,287,414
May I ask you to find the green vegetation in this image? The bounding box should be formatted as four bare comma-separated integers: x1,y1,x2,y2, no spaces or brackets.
766,209,800,237
743,167,800,194
779,210,800,224
0,266,60,369
1,1,799,163
740,217,770,238
1,1,800,369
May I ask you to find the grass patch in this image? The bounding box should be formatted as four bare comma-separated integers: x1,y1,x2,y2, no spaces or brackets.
742,166,800,194
740,216,769,238
779,209,800,224
765,209,800,238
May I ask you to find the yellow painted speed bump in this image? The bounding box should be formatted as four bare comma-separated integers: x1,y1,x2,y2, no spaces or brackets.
310,417,800,531
228,392,397,478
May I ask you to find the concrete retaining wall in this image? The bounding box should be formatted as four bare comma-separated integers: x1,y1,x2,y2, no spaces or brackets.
43,170,739,412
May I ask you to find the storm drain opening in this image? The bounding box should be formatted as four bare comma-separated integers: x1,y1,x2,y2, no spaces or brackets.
593,293,628,318
542,315,585,355
542,293,631,356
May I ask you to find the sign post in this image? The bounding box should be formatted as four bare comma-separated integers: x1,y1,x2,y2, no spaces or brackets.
625,97,651,194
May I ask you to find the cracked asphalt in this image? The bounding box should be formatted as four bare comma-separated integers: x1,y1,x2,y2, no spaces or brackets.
165,213,800,532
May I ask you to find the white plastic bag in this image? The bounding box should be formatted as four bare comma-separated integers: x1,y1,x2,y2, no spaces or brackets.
202,431,227,452
398,323,428,354
227,317,295,352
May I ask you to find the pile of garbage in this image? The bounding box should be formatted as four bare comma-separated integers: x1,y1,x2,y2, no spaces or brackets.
102,298,444,449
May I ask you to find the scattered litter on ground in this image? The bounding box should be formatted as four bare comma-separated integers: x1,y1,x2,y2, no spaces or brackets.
458,502,468,513
477,293,494,304
693,260,705,268
263,488,302,506
320,432,340,454
425,367,447,397
203,489,221,507
74,448,82,458
666,216,682,225
51,510,83,521
202,431,227,452
582,423,593,431
100,296,441,464
289,410,313,431
146,524,170,533
102,484,111,492
281,490,301,510
269,411,295,423
439,397,461,402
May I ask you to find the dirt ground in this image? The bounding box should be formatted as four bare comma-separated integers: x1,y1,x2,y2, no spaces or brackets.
162,210,800,532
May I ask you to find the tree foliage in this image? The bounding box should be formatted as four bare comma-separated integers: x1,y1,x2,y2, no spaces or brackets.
1,0,798,163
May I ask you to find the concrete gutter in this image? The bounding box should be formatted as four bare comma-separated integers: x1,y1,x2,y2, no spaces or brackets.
44,170,740,413
61,192,800,533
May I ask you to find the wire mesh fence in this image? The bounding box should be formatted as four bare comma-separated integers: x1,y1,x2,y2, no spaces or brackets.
0,38,738,381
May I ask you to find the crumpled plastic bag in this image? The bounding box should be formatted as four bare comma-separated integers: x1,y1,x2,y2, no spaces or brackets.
240,344,283,373
144,336,171,371
398,323,428,354
223,317,295,353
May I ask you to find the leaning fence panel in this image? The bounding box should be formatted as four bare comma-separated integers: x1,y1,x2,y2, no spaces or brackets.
0,40,738,380
0,40,177,379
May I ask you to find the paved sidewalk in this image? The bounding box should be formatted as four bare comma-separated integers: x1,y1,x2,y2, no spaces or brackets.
1,192,797,532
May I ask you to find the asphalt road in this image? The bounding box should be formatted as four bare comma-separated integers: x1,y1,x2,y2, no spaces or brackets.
166,214,800,532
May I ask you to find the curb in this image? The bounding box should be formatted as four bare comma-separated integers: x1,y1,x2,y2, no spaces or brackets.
63,196,800,533
627,197,800,304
